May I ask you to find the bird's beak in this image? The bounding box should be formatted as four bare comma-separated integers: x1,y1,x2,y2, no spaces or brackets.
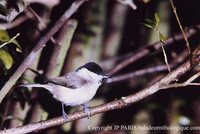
103,74,108,79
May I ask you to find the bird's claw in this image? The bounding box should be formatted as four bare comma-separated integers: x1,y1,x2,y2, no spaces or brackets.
62,111,68,119
84,108,91,118
83,105,91,119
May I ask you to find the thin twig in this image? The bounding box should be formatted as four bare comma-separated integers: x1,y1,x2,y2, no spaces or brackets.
27,7,57,44
185,72,200,85
107,65,168,83
0,0,88,104
161,72,200,89
156,25,170,71
169,0,191,54
160,42,171,71
27,7,47,29
159,83,200,90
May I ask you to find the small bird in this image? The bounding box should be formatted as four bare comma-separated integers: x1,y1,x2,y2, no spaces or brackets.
20,62,108,119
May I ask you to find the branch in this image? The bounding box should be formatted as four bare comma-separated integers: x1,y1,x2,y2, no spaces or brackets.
0,0,59,22
160,72,200,90
169,0,191,54
108,24,200,76
46,20,78,77
107,65,170,83
0,1,26,22
27,7,57,47
0,57,193,134
116,0,137,10
107,50,188,83
0,0,88,104
0,15,30,30
25,0,60,7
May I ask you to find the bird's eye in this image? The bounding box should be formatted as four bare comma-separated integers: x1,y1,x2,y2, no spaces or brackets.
101,78,107,83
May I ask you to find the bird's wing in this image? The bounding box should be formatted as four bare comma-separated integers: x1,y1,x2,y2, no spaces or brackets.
45,72,87,89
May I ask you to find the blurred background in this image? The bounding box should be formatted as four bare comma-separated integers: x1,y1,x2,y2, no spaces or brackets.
0,0,200,133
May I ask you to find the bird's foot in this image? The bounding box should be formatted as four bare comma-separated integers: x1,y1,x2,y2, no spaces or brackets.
83,104,91,119
62,103,68,119
62,111,68,119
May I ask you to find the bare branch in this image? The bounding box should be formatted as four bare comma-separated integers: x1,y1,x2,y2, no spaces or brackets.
107,50,188,83
169,0,191,54
26,0,60,7
160,72,200,90
27,7,57,44
107,65,168,83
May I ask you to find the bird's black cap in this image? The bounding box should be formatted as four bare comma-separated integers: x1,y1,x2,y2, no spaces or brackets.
76,62,105,76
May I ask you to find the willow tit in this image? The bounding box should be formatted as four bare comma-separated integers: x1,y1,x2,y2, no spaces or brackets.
20,62,108,119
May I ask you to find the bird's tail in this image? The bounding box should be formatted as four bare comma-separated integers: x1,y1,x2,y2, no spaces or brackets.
19,84,52,91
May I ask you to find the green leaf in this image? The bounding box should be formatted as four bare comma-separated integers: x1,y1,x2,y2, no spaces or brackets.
143,18,156,29
143,23,155,29
11,34,22,52
0,30,10,42
0,49,13,69
159,33,167,42
16,47,22,52
155,13,160,26
0,31,22,52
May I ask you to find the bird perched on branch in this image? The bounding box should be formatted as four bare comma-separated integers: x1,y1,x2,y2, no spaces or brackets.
20,62,108,119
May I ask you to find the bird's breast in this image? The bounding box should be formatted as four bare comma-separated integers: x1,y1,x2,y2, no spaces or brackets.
50,83,101,106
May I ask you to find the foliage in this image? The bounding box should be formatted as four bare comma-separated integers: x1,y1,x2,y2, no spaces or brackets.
144,13,166,42
0,30,21,70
